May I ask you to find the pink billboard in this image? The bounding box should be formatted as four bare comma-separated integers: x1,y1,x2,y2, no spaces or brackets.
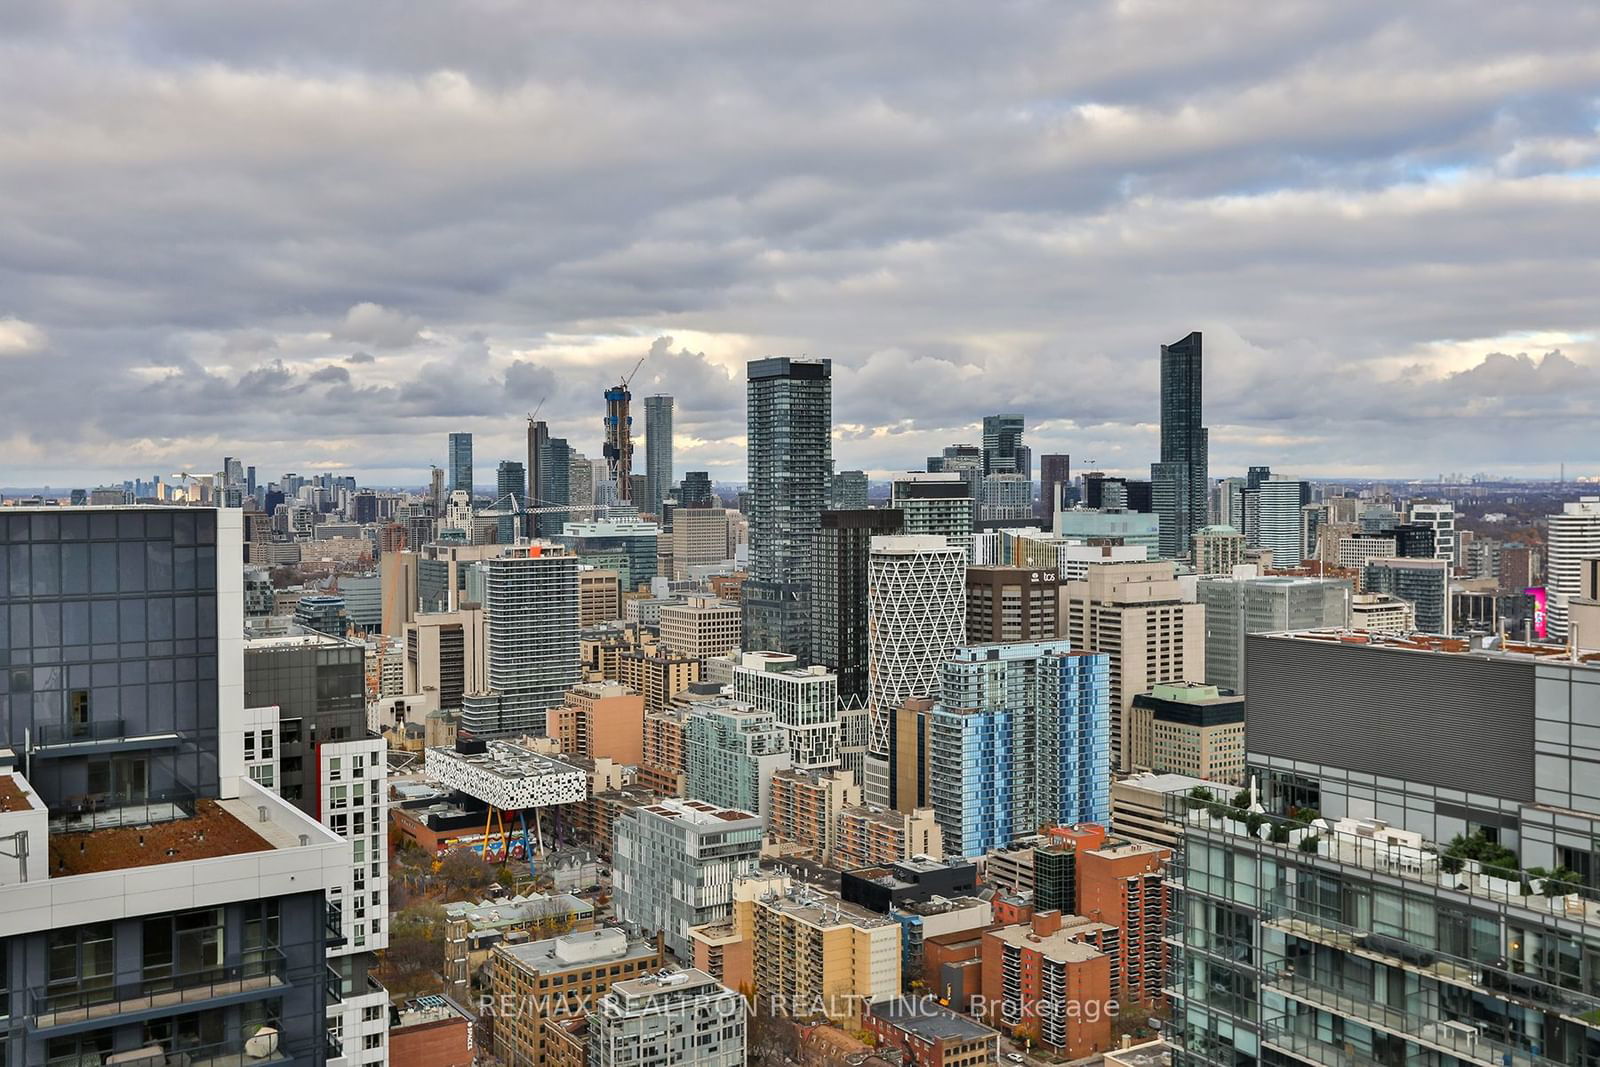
1526,587,1548,639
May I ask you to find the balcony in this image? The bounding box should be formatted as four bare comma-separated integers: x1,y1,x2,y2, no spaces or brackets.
47,789,198,835
1263,965,1566,1067
1263,906,1600,1026
31,949,288,1031
32,719,183,761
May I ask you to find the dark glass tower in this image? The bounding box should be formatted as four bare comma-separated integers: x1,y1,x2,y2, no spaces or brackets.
813,508,905,700
448,431,473,496
744,357,832,656
1151,331,1208,559
496,460,525,543
981,413,1028,478
535,437,571,538
1039,453,1071,527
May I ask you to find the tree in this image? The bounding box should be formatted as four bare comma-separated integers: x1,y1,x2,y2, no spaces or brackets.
1231,789,1252,810
437,847,497,897
1185,786,1215,812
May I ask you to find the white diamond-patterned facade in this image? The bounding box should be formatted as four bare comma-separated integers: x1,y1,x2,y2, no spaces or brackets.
865,534,967,758
424,741,587,810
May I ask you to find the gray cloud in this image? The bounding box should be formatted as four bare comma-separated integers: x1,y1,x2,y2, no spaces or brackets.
1,2,1599,485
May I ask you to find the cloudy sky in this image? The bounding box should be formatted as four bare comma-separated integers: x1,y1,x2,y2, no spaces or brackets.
3,1,1599,490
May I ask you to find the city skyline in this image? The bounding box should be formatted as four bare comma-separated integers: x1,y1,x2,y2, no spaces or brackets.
1,6,1598,485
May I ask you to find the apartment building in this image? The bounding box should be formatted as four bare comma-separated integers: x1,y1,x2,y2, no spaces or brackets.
589,967,745,1067
488,927,664,1067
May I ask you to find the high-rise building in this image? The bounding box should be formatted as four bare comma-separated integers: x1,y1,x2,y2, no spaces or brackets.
643,393,674,517
929,443,984,524
670,507,732,577
980,472,1032,521
1256,479,1310,567
980,911,1116,1057
1076,839,1170,1006
965,565,1063,644
927,642,1112,858
892,471,974,557
461,543,581,736
683,698,792,819
495,459,525,544
732,651,841,771
982,413,1028,478
604,378,636,503
558,518,659,593
1195,574,1352,691
533,435,572,538
568,448,595,514
744,357,832,656
1039,453,1071,527
613,798,764,959
1192,524,1246,575
1171,629,1600,1067
589,967,746,1067
828,469,870,510
1546,497,1600,638
0,508,349,1067
864,535,967,808
1151,331,1208,560
679,470,715,508
813,509,905,704
448,431,473,495
1064,561,1204,772
1409,500,1457,566
1364,556,1451,634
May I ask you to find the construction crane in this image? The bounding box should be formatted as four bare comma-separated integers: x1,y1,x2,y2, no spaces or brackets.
473,493,615,519
622,355,645,388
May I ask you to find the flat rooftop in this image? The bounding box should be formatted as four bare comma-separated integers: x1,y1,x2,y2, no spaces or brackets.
445,893,593,929
0,775,36,814
987,919,1113,962
48,798,272,877
1263,628,1600,665
1105,1039,1175,1067
498,927,658,974
639,798,761,827
758,886,896,929
608,967,725,1001
868,996,997,1042
429,741,583,781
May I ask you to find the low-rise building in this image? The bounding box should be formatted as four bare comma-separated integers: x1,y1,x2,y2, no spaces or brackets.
834,805,944,871
590,967,746,1067
388,995,474,1067
488,927,665,1067
443,893,597,1001
861,996,1001,1067
1126,681,1246,784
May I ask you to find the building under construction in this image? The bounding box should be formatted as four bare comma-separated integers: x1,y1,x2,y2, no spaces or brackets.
604,380,634,503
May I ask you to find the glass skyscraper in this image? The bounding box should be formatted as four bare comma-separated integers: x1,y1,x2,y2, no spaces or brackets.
743,357,832,657
1151,331,1208,560
496,459,525,544
643,394,674,518
448,431,474,495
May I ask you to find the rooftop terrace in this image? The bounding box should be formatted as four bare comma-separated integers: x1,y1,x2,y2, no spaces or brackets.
48,798,272,877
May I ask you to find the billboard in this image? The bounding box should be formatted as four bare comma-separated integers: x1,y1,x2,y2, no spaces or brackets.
1525,586,1548,640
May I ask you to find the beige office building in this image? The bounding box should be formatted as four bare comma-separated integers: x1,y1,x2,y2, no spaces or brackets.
671,507,734,578
1064,561,1204,772
659,596,741,659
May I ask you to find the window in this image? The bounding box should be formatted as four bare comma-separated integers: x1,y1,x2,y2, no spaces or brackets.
244,731,256,759
329,757,343,781
363,1006,382,1023
364,1033,382,1051
48,924,114,1010
249,764,275,788
261,730,274,759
